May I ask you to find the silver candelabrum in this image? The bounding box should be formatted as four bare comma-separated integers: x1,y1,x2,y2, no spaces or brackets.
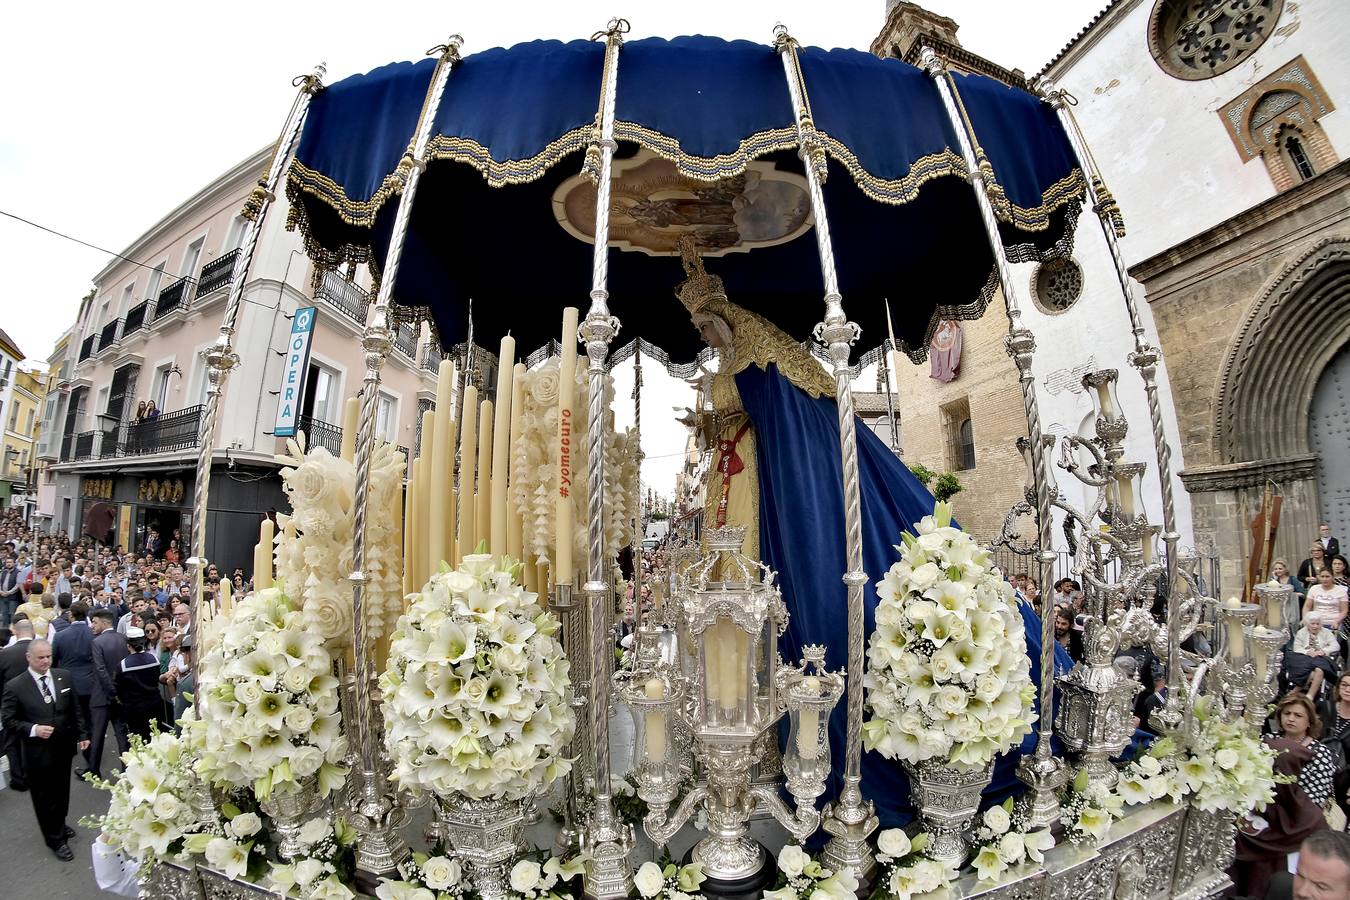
621,527,841,890
997,368,1209,786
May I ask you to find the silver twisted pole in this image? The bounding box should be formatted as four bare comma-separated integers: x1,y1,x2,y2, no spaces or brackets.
187,62,324,713
773,25,877,882
579,19,634,900
1039,85,1186,728
921,47,1069,827
346,37,463,883
631,347,644,639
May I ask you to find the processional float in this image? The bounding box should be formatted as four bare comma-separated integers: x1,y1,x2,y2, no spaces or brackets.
155,18,1260,900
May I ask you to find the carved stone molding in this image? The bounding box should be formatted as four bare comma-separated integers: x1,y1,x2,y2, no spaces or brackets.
1180,453,1318,494
1212,238,1350,463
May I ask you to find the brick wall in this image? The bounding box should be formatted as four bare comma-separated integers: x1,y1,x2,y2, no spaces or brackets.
893,291,1028,543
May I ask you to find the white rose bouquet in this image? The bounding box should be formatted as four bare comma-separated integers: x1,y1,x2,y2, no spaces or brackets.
179,799,270,883
195,586,348,801
381,554,575,801
83,728,212,869
869,829,957,900
763,844,859,900
632,859,705,900
968,799,1056,883
864,502,1037,767
264,817,359,900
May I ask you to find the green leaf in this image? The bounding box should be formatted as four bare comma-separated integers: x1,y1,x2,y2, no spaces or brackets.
221,802,242,820
1073,769,1090,794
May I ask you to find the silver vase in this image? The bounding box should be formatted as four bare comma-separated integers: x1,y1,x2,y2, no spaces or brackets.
435,792,537,900
259,775,324,861
903,758,994,869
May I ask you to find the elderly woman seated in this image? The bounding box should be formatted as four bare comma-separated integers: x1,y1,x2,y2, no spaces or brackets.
1287,612,1341,701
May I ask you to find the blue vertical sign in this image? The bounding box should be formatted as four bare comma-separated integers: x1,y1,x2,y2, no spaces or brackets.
274,306,317,437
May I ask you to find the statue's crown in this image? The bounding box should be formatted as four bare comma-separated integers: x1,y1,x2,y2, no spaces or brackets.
676,235,726,314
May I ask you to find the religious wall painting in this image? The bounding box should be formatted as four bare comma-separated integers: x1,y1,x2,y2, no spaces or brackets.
552,149,813,257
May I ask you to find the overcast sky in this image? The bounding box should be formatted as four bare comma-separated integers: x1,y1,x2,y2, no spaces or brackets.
0,0,1100,494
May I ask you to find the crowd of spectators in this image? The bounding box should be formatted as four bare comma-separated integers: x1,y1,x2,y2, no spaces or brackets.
0,512,224,786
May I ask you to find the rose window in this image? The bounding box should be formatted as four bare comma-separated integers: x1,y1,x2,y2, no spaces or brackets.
1149,0,1283,81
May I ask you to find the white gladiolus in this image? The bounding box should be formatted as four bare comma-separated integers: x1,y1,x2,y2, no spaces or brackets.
864,502,1035,767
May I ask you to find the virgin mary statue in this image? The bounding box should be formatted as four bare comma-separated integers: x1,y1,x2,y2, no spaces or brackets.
677,244,1054,828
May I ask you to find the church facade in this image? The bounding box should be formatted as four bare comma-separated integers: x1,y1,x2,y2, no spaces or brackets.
874,0,1348,593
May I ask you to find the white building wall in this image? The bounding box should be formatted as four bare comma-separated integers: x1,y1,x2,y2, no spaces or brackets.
1010,0,1349,554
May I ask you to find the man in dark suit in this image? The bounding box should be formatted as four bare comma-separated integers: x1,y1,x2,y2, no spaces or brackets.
1321,524,1342,563
52,600,95,775
88,608,129,779
0,618,35,790
1,638,90,860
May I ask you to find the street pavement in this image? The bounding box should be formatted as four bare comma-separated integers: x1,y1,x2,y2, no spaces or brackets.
1,736,119,899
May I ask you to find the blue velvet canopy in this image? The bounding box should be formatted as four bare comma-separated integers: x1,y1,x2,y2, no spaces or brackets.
286,35,1084,369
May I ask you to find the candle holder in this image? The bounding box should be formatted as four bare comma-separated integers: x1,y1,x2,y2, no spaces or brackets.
1212,600,1259,663
1248,626,1286,708
627,527,835,892
1252,581,1294,636
1082,369,1128,450
779,646,845,811
1055,616,1141,789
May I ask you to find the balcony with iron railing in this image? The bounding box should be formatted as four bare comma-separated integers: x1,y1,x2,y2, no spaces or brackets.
123,300,150,333
77,335,96,363
422,345,446,373
197,247,240,297
152,276,194,321
96,319,122,354
73,431,97,461
394,323,418,358
105,405,204,457
296,414,343,457
314,269,369,325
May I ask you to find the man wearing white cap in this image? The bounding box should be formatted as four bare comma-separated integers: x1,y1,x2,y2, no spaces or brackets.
115,626,163,741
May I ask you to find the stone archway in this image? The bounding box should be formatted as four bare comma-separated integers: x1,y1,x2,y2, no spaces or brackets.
1209,237,1350,562
1216,238,1350,465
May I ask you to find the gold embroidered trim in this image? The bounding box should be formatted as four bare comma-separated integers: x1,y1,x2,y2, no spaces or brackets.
613,122,801,183
701,398,760,562
428,127,592,186
288,119,1083,235
699,298,837,399
823,138,966,206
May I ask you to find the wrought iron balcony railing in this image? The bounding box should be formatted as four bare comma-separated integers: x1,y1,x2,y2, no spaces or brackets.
314,269,369,325
116,405,204,455
394,323,418,358
78,335,96,362
296,414,343,457
97,319,121,354
123,300,150,333
73,431,97,461
153,276,194,320
197,248,240,296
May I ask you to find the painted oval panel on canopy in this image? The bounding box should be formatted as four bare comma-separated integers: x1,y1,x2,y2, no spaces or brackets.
286,34,1085,368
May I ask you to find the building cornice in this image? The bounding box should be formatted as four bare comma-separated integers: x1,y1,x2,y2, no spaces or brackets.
1038,0,1144,81
92,145,271,285
1179,454,1318,493
1129,159,1350,288
903,35,1028,89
